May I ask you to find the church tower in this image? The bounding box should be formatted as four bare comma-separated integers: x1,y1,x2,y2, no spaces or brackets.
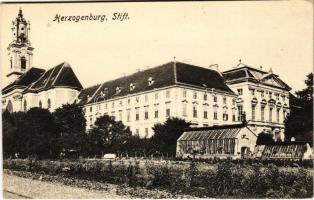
6,9,34,83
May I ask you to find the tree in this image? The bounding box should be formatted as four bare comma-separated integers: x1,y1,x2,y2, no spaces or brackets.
256,132,275,145
2,111,26,158
285,73,313,145
86,115,132,157
53,103,87,156
151,117,191,156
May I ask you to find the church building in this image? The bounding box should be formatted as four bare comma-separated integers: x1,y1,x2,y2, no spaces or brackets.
1,9,82,113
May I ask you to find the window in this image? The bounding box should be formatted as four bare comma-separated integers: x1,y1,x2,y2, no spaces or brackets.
96,104,101,111
166,90,170,98
252,105,256,121
204,94,207,101
214,110,218,120
127,98,131,105
237,89,243,95
116,87,121,94
154,106,159,118
183,90,187,98
23,100,27,111
10,57,12,69
144,107,149,120
232,99,236,105
21,56,26,70
90,106,92,112
145,95,148,102
261,106,265,121
213,96,217,102
112,102,115,108
223,110,228,121
135,108,139,121
261,91,264,97
269,92,272,99
283,110,286,121
275,94,279,100
127,110,131,122
166,103,171,118
166,108,170,118
39,100,42,108
203,108,208,119
136,129,139,135
269,107,273,122
90,117,93,127
118,111,122,121
223,97,227,104
250,89,255,95
237,105,243,121
105,103,108,109
276,109,280,123
182,103,187,117
47,99,51,109
232,110,236,122
130,83,136,91
193,105,197,118
282,95,286,101
119,100,123,106
148,77,154,86
145,128,149,138
155,93,159,100
135,97,139,103
193,92,197,99
111,111,115,120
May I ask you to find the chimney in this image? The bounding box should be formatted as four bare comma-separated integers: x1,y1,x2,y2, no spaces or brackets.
260,66,263,70
209,64,219,71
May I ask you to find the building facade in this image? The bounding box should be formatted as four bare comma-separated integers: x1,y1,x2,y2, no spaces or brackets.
223,62,291,141
2,9,292,141
76,62,239,138
1,9,83,113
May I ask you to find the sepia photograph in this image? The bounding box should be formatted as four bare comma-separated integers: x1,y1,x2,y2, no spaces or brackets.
0,1,313,199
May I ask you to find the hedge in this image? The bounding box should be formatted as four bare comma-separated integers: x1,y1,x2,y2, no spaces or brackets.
3,158,313,198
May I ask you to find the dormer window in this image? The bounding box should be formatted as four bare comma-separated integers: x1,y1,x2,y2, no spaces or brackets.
116,86,121,94
130,83,136,91
148,77,155,86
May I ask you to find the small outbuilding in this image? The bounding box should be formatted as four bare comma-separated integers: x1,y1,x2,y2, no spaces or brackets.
176,124,257,159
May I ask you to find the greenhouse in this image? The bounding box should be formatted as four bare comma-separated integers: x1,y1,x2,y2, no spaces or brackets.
254,142,313,159
176,124,257,159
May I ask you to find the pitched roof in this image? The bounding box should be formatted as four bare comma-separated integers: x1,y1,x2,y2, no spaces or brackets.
222,64,291,91
75,84,102,106
178,124,254,141
77,61,235,105
24,62,83,93
2,67,45,95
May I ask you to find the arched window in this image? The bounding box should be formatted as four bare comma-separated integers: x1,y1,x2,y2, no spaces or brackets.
47,99,51,109
21,56,26,70
24,100,27,111
7,100,13,113
39,100,42,108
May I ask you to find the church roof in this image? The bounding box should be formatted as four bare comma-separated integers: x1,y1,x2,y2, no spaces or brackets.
222,63,291,91
24,62,83,93
76,61,235,105
2,67,45,95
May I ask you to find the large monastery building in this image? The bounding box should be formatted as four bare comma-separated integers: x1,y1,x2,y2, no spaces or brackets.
2,9,292,141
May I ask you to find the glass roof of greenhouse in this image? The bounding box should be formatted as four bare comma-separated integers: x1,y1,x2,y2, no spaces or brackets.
178,124,249,141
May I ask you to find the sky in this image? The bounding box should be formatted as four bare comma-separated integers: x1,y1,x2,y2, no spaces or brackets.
1,1,313,93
